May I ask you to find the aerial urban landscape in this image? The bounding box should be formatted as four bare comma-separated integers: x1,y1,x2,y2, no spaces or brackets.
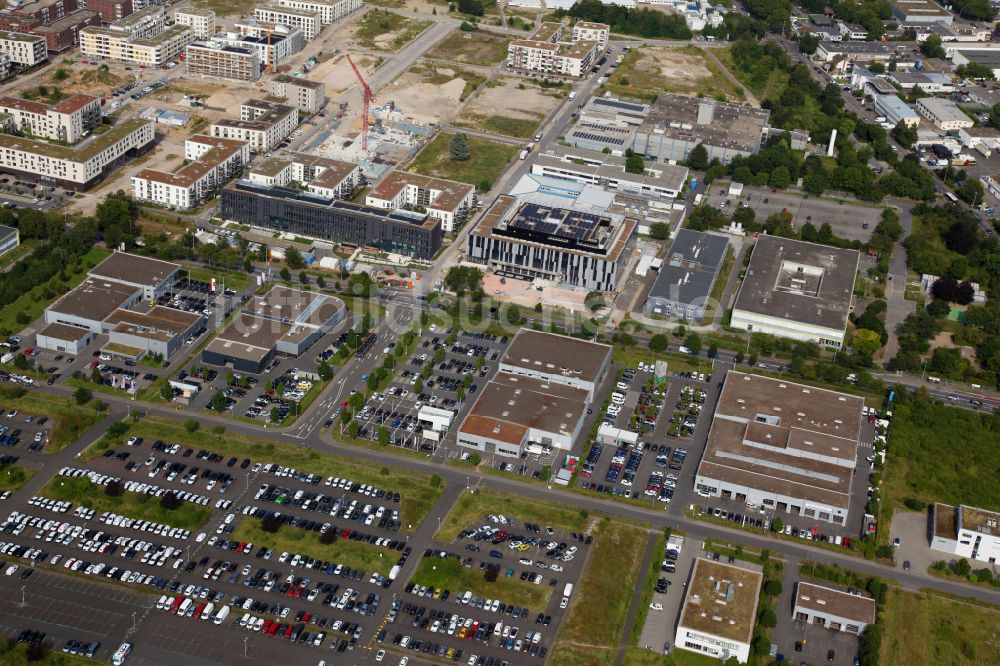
0,0,998,664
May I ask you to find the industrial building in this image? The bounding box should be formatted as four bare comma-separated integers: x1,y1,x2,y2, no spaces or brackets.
457,330,610,457
0,117,154,190
131,135,250,210
86,251,180,301
566,96,649,153
0,224,19,256
887,70,954,93
185,42,260,82
173,7,215,39
951,50,1000,79
34,322,93,355
931,503,1000,564
873,94,920,129
916,97,973,130
675,558,763,663
210,99,297,153
631,93,770,164
467,193,637,291
694,371,864,526
254,5,322,40
644,229,729,321
365,170,476,233
270,74,325,114
730,236,859,348
248,152,360,199
202,285,345,373
792,582,876,635
889,0,952,24
219,180,442,259
531,145,689,200
0,93,100,143
273,0,361,25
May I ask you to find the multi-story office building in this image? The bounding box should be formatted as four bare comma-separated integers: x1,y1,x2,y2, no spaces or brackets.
173,7,214,39
185,42,259,82
219,179,442,259
0,93,99,143
730,235,860,348
0,32,47,67
366,170,475,233
273,0,361,25
210,99,296,153
0,117,153,190
467,194,637,291
931,503,1000,564
644,229,729,321
79,23,193,66
792,583,876,635
270,74,325,114
131,135,250,210
254,5,320,39
675,559,763,663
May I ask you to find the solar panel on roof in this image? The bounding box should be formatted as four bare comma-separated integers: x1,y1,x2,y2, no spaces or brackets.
571,131,626,146
593,98,645,113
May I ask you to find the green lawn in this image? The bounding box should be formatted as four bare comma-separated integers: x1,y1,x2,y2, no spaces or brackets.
0,642,96,666
353,11,431,51
549,520,649,666
0,463,35,493
407,133,520,192
424,30,510,66
410,554,552,612
698,246,735,325
41,475,212,530
0,387,105,455
621,649,723,666
714,46,788,100
184,265,252,292
232,519,393,577
435,488,589,541
881,390,1000,511
81,416,443,532
0,247,109,338
190,0,258,17
880,587,1000,665
455,114,540,139
610,346,713,377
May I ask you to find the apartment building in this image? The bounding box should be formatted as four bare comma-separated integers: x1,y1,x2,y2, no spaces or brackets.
270,74,325,113
571,21,608,51
0,0,101,52
0,93,99,143
214,22,303,68
0,32,47,67
173,7,215,39
86,0,133,23
111,5,163,38
131,134,250,210
79,23,193,66
254,5,320,39
248,152,360,198
0,116,154,190
506,38,595,77
366,170,476,233
273,0,361,25
209,99,296,153
186,42,260,82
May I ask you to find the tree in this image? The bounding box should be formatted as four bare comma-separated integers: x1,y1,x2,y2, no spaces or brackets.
921,34,946,59
771,516,784,532
585,290,605,312
299,271,309,285
457,0,484,15
346,421,359,438
184,419,199,433
316,275,325,288
648,222,670,240
444,265,482,293
953,558,972,576
763,579,782,596
430,473,442,487
209,391,228,412
624,150,644,174
449,133,471,161
683,332,701,356
798,33,819,55
769,165,792,188
320,529,337,544
852,329,883,355
732,206,756,228
285,247,305,269
891,121,918,149
317,361,333,381
687,144,709,170
74,386,91,405
260,515,282,533
735,350,745,365
279,266,291,281
160,492,181,510
649,334,668,352
377,426,389,446
161,382,176,401
104,479,123,497
758,607,777,628
707,343,718,358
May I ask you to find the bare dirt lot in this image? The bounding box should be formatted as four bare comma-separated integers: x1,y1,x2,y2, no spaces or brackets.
424,29,510,66
385,64,485,125
453,77,563,139
605,46,741,103
311,54,378,95
344,9,432,52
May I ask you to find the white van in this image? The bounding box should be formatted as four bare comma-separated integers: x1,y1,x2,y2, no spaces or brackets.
927,376,941,383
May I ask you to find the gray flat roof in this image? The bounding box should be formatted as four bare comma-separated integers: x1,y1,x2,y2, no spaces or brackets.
88,252,179,288
648,229,728,305
733,235,859,333
0,224,16,238
500,329,611,385
49,278,139,322
38,322,91,342
638,93,770,154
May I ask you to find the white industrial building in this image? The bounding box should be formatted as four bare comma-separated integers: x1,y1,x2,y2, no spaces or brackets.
730,236,860,349
931,503,1000,564
531,145,689,200
675,558,763,663
793,582,876,635
872,94,920,128
915,97,973,130
694,372,864,526
457,330,611,458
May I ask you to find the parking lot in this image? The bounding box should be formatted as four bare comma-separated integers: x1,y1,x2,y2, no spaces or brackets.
706,183,881,242
0,406,54,454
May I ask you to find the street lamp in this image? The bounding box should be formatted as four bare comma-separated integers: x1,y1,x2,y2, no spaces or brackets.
131,612,136,631
243,636,248,658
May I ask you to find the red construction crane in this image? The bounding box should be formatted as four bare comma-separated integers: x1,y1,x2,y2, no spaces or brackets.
347,54,374,151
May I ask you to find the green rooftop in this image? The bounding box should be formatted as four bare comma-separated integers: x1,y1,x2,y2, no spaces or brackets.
0,117,152,162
